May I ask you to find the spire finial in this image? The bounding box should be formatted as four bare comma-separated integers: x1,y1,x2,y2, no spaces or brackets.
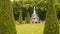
33,7,36,14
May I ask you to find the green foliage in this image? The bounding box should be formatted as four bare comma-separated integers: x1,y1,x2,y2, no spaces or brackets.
12,0,22,20
25,12,30,23
44,0,59,34
38,11,46,20
12,0,60,20
18,10,23,24
13,1,21,14
22,0,34,8
0,0,17,34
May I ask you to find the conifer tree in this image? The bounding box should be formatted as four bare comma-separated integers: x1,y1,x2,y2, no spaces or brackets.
25,12,30,23
18,10,23,24
0,0,17,34
44,0,59,34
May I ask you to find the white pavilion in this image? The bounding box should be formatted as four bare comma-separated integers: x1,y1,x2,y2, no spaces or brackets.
30,7,39,24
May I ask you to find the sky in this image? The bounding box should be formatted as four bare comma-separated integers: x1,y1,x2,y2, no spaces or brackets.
10,0,19,1
10,0,14,1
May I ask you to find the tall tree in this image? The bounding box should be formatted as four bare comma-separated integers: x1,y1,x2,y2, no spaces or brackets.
18,10,23,24
25,12,30,23
0,0,17,34
44,0,59,34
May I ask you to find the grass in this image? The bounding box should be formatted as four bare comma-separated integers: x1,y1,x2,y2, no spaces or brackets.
16,23,45,34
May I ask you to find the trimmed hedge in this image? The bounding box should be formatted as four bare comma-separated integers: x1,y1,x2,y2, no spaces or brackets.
25,12,30,23
18,10,23,24
44,0,59,34
0,0,17,34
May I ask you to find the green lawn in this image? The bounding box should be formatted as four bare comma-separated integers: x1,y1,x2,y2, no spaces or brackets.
16,23,44,34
